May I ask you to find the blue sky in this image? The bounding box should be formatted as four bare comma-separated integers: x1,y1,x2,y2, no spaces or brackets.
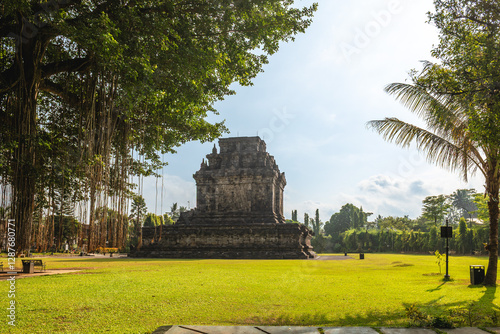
140,0,484,223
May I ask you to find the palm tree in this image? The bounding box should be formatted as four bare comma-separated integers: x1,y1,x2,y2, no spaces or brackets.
368,80,500,285
450,189,477,226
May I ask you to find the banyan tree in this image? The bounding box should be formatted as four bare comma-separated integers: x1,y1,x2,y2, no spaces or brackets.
0,1,317,254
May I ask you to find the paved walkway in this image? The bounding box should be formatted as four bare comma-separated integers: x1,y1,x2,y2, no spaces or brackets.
0,269,80,280
152,326,500,334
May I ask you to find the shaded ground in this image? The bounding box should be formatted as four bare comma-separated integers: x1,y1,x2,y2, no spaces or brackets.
0,269,80,280
315,255,354,260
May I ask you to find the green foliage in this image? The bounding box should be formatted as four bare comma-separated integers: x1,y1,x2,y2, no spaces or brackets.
311,234,334,253
422,195,450,226
405,304,430,327
143,213,163,227
324,203,367,237
472,193,490,224
130,195,147,225
377,215,416,231
434,250,444,274
312,208,322,235
129,195,147,246
162,213,175,225
406,301,500,329
450,189,477,222
430,315,454,329
449,302,500,327
303,212,309,228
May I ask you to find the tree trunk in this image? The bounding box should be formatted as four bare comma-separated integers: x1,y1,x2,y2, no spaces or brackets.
12,50,40,256
88,183,96,252
484,165,499,286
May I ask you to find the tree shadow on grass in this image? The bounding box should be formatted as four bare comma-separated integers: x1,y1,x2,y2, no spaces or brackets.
231,291,500,328
232,309,408,327
426,281,447,293
475,285,499,323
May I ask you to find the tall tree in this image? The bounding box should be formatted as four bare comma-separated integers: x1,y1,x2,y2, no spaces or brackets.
458,217,468,254
313,208,321,235
143,213,162,228
324,203,364,236
450,189,477,224
472,193,490,224
368,0,500,285
130,195,147,248
421,195,450,226
303,212,309,228
0,0,317,254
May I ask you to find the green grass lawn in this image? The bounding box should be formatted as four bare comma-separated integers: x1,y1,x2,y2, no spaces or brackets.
0,253,497,333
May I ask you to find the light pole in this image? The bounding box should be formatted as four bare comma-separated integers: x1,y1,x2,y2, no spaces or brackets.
445,219,450,280
441,219,451,280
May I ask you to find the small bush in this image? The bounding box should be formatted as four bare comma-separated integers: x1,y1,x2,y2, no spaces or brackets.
405,305,429,327
430,316,453,329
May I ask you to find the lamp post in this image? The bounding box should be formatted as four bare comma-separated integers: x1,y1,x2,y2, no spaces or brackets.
445,219,450,280
441,219,452,280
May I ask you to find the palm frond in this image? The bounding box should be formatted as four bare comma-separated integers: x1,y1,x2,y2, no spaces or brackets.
384,83,468,139
367,118,484,180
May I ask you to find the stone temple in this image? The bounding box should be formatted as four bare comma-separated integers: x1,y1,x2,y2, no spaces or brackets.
130,136,316,259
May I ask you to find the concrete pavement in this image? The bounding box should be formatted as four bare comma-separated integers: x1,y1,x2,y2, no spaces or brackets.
153,325,500,334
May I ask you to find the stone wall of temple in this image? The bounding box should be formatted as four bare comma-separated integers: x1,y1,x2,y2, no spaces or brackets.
131,223,315,259
178,136,286,225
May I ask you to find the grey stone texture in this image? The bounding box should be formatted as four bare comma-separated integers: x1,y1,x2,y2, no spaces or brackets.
379,328,438,333
323,328,379,334
159,326,320,333
441,328,490,334
256,326,321,333
160,326,265,333
130,137,315,259
181,137,287,225
154,327,492,334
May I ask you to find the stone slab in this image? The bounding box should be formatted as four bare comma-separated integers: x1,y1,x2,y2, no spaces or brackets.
380,328,437,334
256,326,320,333
161,326,317,334
487,329,500,334
441,328,490,334
155,328,493,334
162,326,262,333
323,327,379,334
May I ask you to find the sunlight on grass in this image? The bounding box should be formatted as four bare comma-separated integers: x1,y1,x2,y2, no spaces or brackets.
0,254,496,333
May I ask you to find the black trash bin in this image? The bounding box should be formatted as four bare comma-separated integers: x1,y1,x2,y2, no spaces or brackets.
359,253,364,260
23,261,34,274
470,265,485,285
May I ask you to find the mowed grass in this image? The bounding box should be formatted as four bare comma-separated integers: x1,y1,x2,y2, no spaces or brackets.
0,253,497,333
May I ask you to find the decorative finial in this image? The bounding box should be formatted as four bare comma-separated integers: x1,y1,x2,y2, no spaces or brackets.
212,144,217,154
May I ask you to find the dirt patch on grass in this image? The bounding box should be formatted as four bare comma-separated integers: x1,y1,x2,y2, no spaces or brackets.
68,271,95,275
393,263,414,267
315,255,353,260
